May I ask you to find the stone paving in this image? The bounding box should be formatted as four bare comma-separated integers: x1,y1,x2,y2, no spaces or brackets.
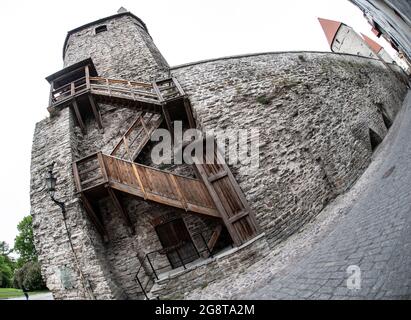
185,90,411,300
245,90,411,300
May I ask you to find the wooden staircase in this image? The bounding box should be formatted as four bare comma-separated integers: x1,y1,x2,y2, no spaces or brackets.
110,112,163,161
73,152,220,240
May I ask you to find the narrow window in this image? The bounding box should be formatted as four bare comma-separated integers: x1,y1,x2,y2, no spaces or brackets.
369,128,382,151
95,25,107,34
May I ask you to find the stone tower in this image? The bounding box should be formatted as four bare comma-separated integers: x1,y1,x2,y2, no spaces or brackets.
31,9,260,300
63,9,169,81
31,9,407,300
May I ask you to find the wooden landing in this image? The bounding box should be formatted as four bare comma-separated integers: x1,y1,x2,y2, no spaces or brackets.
73,152,220,219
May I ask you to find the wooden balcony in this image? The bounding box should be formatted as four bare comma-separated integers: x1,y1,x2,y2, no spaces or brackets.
49,75,185,112
73,152,220,218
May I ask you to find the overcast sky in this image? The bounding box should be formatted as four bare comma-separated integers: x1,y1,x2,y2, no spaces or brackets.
0,0,396,249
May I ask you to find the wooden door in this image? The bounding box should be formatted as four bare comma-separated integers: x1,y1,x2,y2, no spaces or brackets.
155,218,198,268
192,138,260,246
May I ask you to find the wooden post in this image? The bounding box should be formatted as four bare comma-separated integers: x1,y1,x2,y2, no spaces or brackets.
131,163,147,199
72,162,82,193
169,174,188,211
97,152,108,183
88,95,103,132
152,81,164,103
162,105,173,140
49,81,54,109
72,100,86,134
85,65,90,90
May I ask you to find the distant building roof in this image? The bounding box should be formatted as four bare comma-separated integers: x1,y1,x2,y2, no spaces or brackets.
361,33,383,54
318,17,343,47
62,11,149,59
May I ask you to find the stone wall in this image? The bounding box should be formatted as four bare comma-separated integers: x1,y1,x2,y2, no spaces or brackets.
149,234,270,300
32,9,409,300
171,52,408,248
30,108,125,300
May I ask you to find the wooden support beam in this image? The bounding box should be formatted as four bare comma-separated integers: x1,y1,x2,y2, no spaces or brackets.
207,224,223,254
152,81,164,103
85,65,90,89
169,174,188,211
88,95,103,132
183,98,196,129
72,162,82,193
107,187,134,235
48,81,54,110
162,105,173,139
208,170,228,183
80,194,109,243
96,152,108,183
72,99,86,134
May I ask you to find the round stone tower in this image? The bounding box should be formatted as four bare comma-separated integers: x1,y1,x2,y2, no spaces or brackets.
63,9,169,81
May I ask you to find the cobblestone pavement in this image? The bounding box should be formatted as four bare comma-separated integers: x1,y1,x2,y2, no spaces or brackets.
245,91,411,300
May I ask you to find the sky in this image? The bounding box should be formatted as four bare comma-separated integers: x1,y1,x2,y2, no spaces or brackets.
0,0,397,249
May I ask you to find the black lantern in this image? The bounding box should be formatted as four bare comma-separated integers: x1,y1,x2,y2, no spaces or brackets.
45,162,66,218
46,165,57,197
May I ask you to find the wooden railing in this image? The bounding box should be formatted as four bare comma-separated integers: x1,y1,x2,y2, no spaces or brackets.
73,153,219,217
50,75,185,108
110,112,163,161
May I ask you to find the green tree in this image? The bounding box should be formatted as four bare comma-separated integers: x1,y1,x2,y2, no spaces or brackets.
0,241,15,288
13,215,47,291
13,261,46,291
14,216,37,267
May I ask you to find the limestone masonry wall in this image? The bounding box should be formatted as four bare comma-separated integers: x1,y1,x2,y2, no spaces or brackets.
31,11,408,300
171,52,408,247
64,15,169,82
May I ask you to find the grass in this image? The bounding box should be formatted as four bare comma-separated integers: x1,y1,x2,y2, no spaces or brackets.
0,288,49,299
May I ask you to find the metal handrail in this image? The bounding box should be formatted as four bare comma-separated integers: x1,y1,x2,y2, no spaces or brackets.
134,230,216,299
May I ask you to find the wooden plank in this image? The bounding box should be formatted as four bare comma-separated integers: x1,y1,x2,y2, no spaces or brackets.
72,162,82,193
207,224,223,253
81,175,104,186
72,100,86,134
152,81,164,102
194,158,241,246
162,105,173,138
78,163,100,176
172,77,185,96
208,170,228,183
193,138,260,245
85,65,90,89
131,163,147,199
169,174,188,210
97,152,108,182
228,210,249,223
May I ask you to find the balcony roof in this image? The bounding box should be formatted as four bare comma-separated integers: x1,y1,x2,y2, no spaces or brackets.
46,58,98,84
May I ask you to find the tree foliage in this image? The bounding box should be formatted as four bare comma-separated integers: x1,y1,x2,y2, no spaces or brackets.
14,216,37,267
13,261,46,291
0,242,15,288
